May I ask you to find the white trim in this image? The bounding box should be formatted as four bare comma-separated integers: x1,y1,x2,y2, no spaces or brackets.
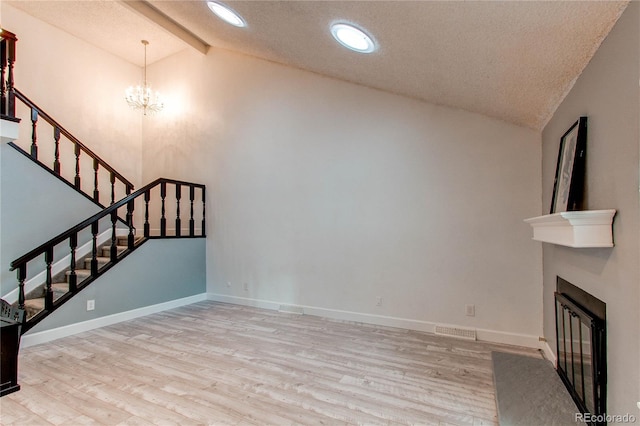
541,340,557,366
1,118,20,144
207,293,542,349
21,293,207,347
524,209,616,248
3,228,129,304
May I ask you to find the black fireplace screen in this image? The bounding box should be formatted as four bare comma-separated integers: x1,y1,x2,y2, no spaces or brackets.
555,278,606,424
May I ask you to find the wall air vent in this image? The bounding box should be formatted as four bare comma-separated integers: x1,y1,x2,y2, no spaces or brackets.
435,325,477,341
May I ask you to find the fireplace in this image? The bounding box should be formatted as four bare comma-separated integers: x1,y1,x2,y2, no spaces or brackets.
555,277,606,424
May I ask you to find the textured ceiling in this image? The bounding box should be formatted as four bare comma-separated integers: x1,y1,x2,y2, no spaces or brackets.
4,1,629,130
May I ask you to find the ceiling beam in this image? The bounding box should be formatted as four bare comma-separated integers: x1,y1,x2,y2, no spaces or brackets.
120,0,209,55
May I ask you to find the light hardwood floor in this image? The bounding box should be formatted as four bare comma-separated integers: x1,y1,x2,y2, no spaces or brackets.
0,301,542,425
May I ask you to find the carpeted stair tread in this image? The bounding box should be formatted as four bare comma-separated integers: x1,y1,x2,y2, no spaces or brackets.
65,269,91,280
116,236,143,246
84,256,110,267
23,298,44,319
52,283,68,293
101,246,127,256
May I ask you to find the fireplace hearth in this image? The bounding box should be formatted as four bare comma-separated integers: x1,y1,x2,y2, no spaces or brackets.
555,277,606,425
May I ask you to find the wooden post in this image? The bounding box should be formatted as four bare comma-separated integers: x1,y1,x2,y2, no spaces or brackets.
16,265,26,312
110,210,118,263
201,187,206,237
175,184,181,237
93,158,99,203
144,190,150,238
69,232,78,292
30,108,38,159
189,186,195,237
110,173,116,205
53,127,61,174
1,38,6,117
91,222,99,276
160,182,167,237
44,248,53,310
127,200,135,249
74,144,81,189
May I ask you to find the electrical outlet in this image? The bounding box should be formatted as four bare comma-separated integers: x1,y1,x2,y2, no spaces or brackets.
465,304,475,317
376,296,382,306
87,299,95,311
243,282,249,292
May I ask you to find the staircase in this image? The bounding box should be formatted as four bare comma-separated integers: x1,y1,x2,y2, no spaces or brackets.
21,236,143,320
1,29,207,396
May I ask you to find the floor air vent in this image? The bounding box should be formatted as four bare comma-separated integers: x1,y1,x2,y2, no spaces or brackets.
435,325,477,341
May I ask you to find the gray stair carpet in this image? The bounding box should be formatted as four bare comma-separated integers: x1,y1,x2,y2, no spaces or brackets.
492,351,584,426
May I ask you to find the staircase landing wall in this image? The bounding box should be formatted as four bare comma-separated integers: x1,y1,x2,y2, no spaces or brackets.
0,143,102,295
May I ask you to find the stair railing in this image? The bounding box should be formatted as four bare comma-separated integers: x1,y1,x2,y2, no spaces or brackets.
10,177,206,333
11,89,135,205
1,29,18,121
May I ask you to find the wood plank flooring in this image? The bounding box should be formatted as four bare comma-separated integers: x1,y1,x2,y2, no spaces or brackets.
0,301,542,425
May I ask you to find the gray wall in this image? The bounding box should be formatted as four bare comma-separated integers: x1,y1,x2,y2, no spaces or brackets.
541,2,639,416
27,238,206,333
0,143,101,295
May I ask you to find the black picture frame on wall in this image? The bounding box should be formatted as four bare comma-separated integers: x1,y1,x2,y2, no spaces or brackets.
550,117,587,214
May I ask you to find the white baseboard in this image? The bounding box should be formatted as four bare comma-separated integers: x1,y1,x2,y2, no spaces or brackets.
207,293,542,349
21,293,208,348
541,340,557,366
3,228,129,304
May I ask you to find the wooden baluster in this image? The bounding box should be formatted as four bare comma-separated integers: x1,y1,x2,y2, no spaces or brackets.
160,182,167,237
189,186,195,237
93,159,99,202
69,232,78,292
53,127,61,174
16,265,26,312
91,222,99,276
44,248,53,310
127,199,135,249
110,173,116,205
126,185,132,196
201,187,206,237
144,190,150,238
74,144,81,189
175,184,181,237
30,108,38,159
1,40,6,116
110,210,118,263
6,37,15,117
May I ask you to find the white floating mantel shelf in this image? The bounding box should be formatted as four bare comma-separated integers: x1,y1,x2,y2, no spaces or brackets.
524,209,616,248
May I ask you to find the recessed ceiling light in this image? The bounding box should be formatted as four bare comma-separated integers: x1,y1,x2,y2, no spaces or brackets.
207,1,246,28
330,23,376,53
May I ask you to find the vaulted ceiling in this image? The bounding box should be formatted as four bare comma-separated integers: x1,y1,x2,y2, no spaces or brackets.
4,0,629,130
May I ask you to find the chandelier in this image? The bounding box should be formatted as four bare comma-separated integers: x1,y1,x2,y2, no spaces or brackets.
125,40,164,115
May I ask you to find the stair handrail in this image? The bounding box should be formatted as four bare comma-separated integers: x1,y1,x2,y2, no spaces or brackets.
13,88,134,193
10,177,204,270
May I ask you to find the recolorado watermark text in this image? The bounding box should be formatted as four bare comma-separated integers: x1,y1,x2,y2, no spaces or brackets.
575,413,637,424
